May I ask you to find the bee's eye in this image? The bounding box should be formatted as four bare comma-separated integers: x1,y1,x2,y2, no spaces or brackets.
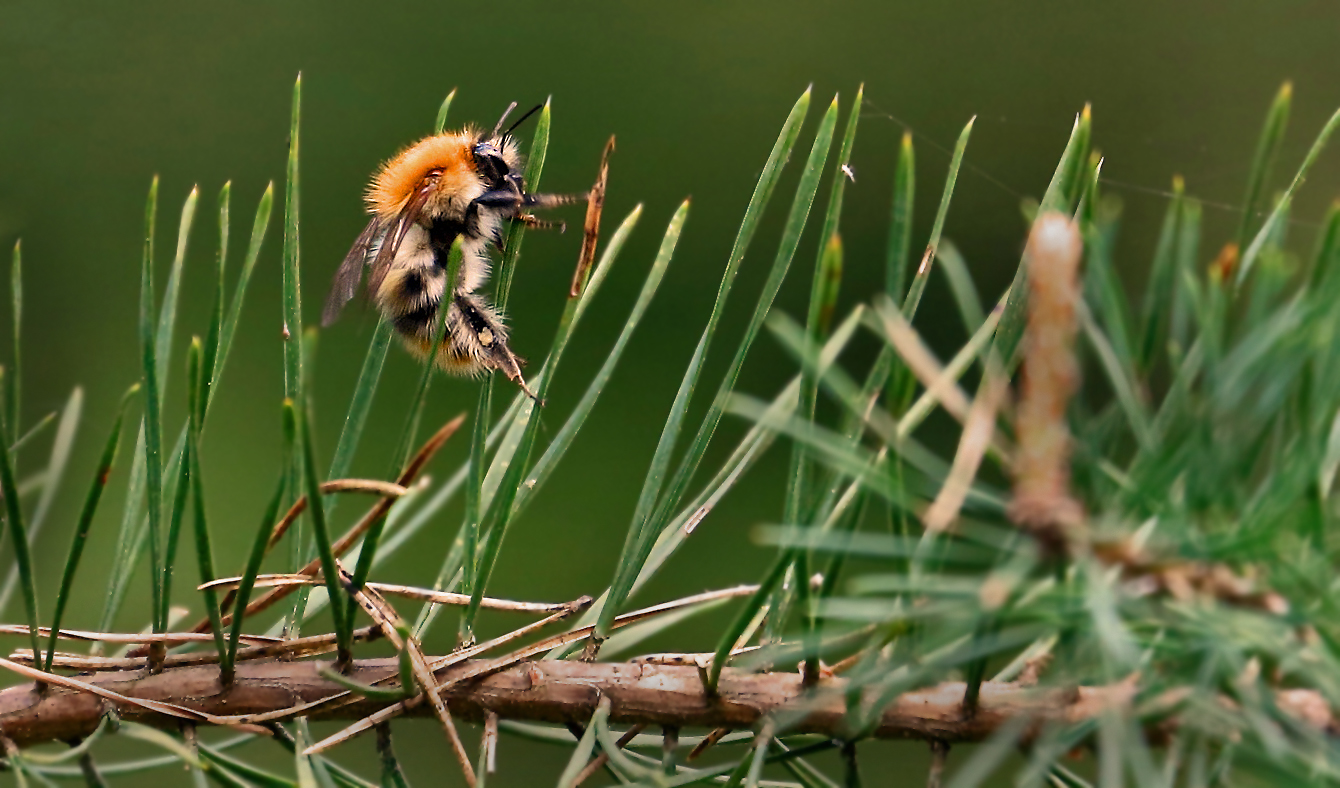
472,143,511,184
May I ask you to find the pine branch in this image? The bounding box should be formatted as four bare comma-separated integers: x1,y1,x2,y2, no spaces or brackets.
0,657,1334,751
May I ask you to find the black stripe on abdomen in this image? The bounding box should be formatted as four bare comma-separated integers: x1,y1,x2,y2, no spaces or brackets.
399,269,427,300
393,300,440,338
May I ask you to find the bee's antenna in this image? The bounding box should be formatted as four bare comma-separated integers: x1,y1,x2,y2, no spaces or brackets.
503,103,545,140
491,101,519,138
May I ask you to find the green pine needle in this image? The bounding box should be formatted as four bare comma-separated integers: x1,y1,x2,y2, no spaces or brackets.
0,384,39,664
138,175,166,631
902,115,974,320
187,339,227,673
1236,82,1292,254
42,384,133,672
7,240,19,447
434,88,457,135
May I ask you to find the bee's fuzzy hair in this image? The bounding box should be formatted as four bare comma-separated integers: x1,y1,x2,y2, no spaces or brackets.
366,128,522,220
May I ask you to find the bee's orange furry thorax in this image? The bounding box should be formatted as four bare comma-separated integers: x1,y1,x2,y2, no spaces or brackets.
367,131,479,219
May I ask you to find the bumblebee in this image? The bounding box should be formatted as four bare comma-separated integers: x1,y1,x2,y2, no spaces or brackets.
322,103,580,398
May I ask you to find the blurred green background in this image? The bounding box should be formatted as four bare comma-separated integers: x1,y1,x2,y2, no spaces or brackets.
1,1,1338,783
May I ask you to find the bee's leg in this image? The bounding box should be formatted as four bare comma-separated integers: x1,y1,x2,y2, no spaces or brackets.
474,188,524,209
452,293,540,402
496,213,565,256
513,213,567,233
512,367,540,402
522,192,588,210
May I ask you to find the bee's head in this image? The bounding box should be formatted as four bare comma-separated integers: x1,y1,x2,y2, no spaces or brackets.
471,101,540,190
472,138,522,191
366,103,549,224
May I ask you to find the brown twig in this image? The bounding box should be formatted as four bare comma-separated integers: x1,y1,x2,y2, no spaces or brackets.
571,136,614,298
922,366,1009,533
926,739,949,788
686,726,729,761
632,647,761,667
0,655,209,725
307,598,596,752
167,415,464,646
1,657,1337,752
11,626,382,672
1093,539,1291,614
874,301,975,425
200,575,575,613
0,625,278,646
343,564,476,787
14,585,1297,757
264,479,410,551
483,710,499,775
314,595,596,728
662,725,679,774
572,723,644,787
307,587,751,752
873,299,1015,460
1009,212,1086,550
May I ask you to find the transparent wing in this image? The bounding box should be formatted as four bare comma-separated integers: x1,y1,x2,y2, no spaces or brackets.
322,216,384,327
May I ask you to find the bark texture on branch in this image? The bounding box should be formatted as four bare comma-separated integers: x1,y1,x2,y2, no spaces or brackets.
0,657,1141,749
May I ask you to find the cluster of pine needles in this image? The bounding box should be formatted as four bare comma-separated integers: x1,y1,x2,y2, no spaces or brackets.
0,76,1337,788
